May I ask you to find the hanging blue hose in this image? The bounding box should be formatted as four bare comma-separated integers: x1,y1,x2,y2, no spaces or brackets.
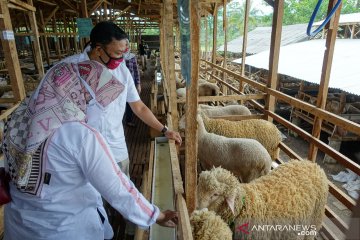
307,0,342,37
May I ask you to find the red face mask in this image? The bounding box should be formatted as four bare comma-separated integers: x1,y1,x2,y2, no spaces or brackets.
100,48,124,70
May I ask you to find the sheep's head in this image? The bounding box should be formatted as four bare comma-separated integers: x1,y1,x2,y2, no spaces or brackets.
197,167,241,215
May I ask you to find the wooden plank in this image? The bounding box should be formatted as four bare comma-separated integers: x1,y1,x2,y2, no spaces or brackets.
27,0,44,78
37,0,57,5
265,0,283,122
325,205,349,233
320,221,340,240
0,1,26,102
328,181,356,209
209,73,240,93
167,115,184,194
211,114,264,121
58,0,76,10
308,0,342,161
278,142,302,160
177,93,266,103
8,0,35,12
222,0,227,95
176,194,193,240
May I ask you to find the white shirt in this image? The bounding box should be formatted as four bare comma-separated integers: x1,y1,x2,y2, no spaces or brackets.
4,122,159,240
62,49,140,162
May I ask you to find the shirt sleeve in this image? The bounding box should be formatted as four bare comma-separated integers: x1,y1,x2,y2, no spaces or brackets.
76,123,159,228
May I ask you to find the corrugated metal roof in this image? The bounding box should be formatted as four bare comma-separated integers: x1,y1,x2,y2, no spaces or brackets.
232,39,360,95
314,13,360,26
217,24,309,54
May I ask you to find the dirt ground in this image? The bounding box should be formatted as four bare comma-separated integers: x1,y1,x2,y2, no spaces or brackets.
276,122,355,240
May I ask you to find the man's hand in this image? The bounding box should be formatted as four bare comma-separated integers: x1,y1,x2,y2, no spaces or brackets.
156,210,178,228
164,130,182,145
136,84,141,94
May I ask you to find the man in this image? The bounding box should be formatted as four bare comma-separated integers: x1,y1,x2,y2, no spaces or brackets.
124,39,141,127
62,21,182,239
138,39,148,70
63,21,182,175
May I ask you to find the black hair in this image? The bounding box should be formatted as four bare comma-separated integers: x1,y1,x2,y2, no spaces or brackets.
90,21,128,49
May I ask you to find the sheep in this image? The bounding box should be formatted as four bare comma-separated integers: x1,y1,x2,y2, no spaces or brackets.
197,160,329,240
176,82,220,98
199,104,251,118
202,115,282,160
190,209,232,240
197,114,271,183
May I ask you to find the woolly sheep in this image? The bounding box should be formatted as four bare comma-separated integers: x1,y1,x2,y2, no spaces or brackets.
176,82,220,98
190,209,232,240
203,115,282,160
197,114,271,183
197,160,329,240
199,104,251,118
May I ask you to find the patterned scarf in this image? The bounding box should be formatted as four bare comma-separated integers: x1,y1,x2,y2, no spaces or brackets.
2,60,124,195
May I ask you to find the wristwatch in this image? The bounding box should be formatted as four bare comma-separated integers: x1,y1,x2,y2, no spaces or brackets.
161,125,168,134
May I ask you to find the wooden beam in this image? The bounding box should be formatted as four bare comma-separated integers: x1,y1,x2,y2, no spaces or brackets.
58,0,76,10
39,10,50,67
177,93,266,103
211,4,217,63
90,0,104,15
185,0,200,214
176,194,194,240
265,0,283,122
240,0,250,96
308,0,342,161
81,0,89,18
0,102,21,121
44,6,59,26
37,0,57,6
325,206,349,233
0,1,25,102
222,0,227,95
27,0,44,78
8,0,36,12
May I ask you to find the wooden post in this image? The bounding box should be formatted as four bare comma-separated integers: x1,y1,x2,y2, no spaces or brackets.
240,0,250,82
185,0,200,214
72,17,79,53
164,0,178,130
204,16,208,61
26,0,44,78
104,2,108,20
222,0,228,95
39,10,50,67
0,0,25,101
265,0,284,122
308,0,342,161
63,14,70,54
52,17,62,60
211,4,217,64
80,0,89,45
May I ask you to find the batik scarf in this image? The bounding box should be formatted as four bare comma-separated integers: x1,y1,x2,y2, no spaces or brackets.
2,60,124,195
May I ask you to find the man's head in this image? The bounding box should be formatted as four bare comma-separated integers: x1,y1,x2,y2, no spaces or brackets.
89,21,129,69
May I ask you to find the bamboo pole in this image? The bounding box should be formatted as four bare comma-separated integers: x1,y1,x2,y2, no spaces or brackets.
240,0,250,96
39,10,50,67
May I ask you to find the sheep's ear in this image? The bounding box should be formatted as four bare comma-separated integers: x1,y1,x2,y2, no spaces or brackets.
226,195,236,215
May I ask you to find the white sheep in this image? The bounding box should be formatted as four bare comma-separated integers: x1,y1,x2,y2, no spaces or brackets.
203,115,282,160
197,160,329,240
190,209,232,240
197,114,271,183
199,104,251,117
176,82,220,98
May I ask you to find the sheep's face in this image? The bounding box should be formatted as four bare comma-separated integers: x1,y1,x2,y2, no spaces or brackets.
197,171,223,210
197,167,241,214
